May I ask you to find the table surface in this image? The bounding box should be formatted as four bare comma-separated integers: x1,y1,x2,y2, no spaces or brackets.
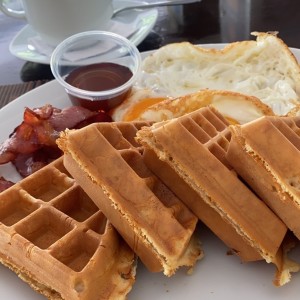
1,0,300,87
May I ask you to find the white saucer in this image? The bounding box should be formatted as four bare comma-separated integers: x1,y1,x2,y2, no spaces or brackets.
9,5,158,65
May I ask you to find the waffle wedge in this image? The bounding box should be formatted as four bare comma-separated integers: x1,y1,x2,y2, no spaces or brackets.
0,157,136,300
57,122,202,277
136,106,287,264
226,115,300,239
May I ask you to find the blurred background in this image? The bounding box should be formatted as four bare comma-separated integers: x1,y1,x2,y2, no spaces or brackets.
1,0,300,85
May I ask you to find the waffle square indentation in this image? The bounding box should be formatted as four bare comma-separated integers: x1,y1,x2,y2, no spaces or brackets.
50,230,99,272
85,211,108,235
20,168,73,202
15,207,74,249
53,186,99,222
97,122,149,150
0,189,38,226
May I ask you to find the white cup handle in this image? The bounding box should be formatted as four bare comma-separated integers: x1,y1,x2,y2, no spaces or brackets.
0,0,26,19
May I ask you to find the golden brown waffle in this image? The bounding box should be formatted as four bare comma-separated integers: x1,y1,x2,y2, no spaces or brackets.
0,157,136,300
227,115,300,239
142,148,262,262
57,122,202,277
136,106,287,264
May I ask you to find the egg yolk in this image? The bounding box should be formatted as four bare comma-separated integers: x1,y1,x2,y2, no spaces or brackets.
123,97,167,121
224,116,239,125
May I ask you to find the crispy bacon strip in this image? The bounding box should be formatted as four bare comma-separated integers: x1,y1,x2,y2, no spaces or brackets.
0,104,111,164
13,146,62,178
0,104,112,179
0,177,14,193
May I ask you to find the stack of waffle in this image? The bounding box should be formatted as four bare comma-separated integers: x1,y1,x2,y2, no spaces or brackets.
1,107,300,298
136,106,300,286
0,121,203,299
136,107,287,262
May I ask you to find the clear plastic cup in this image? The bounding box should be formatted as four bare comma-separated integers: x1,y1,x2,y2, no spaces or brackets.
50,31,141,111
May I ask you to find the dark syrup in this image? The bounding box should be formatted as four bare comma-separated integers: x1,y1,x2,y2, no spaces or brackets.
66,62,133,111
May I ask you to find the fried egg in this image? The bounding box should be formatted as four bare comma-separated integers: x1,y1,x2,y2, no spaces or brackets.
110,88,169,121
138,32,300,116
111,32,300,122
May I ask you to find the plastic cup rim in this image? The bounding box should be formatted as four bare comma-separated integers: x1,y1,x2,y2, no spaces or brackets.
50,30,142,101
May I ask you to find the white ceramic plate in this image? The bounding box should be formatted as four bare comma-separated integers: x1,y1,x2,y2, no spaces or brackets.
0,45,300,300
9,1,158,64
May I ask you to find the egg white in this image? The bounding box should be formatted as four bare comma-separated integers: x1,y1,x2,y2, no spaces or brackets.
112,33,300,122
136,34,300,116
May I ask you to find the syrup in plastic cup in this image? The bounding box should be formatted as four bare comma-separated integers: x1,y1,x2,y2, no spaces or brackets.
50,31,141,112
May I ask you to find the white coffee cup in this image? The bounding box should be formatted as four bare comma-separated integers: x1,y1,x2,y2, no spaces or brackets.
0,0,114,46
